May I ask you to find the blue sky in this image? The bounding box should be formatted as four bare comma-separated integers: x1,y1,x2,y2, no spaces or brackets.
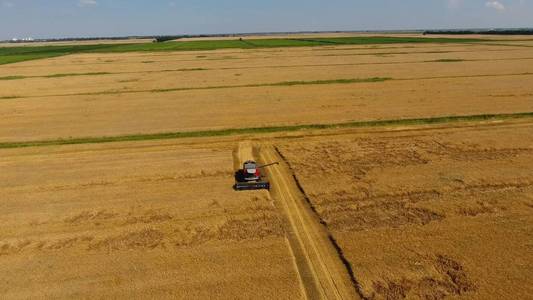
0,0,532,39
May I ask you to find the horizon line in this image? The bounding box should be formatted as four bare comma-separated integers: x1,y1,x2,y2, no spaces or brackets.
3,27,533,43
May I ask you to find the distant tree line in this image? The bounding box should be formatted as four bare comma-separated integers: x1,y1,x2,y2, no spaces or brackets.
8,29,532,44
424,29,533,35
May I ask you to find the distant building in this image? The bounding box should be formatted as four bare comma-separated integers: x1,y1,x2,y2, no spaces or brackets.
10,37,34,43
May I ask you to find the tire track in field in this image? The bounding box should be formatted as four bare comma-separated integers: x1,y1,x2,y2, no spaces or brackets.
259,145,361,300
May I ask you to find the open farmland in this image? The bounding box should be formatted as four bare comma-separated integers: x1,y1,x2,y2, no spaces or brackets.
0,139,303,298
1,34,533,299
275,120,533,299
1,38,533,143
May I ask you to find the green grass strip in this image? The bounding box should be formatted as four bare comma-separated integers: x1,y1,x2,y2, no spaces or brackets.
430,59,464,63
0,52,68,65
74,77,392,95
153,77,391,92
0,76,27,81
0,77,392,99
0,72,112,81
270,77,390,86
44,72,111,78
5,73,532,99
1,112,531,149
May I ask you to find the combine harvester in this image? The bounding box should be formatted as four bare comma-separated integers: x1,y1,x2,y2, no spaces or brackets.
234,160,279,191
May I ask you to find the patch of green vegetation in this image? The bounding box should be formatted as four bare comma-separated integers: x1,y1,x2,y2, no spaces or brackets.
104,39,253,52
117,79,140,83
0,36,488,65
475,42,533,48
0,72,111,81
84,77,390,95
0,53,67,65
0,76,27,80
150,77,391,94
11,72,533,99
424,51,452,54
270,77,391,87
319,50,452,57
43,72,111,78
177,68,207,72
45,72,112,78
244,39,319,47
409,72,533,81
1,112,531,149
431,59,464,62
0,44,114,65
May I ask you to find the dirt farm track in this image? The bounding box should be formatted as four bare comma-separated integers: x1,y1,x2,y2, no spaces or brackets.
1,35,532,299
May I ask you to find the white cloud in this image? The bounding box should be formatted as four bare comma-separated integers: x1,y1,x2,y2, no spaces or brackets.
485,1,506,11
78,0,98,7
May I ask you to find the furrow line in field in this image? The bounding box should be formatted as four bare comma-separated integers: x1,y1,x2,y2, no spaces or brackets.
260,145,361,300
3,71,533,100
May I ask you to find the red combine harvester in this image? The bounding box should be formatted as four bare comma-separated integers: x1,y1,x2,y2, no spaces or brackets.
234,160,279,191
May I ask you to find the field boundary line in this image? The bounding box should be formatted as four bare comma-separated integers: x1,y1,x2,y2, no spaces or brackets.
1,112,533,149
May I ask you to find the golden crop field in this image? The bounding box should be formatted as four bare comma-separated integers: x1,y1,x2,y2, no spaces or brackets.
2,41,533,142
1,35,532,299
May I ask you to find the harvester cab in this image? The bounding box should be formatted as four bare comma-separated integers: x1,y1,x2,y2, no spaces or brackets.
234,160,279,191
243,161,260,181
